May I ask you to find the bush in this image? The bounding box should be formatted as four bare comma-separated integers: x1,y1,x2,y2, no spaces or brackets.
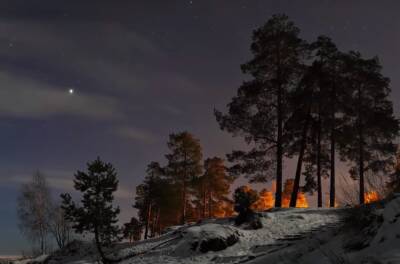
233,186,258,225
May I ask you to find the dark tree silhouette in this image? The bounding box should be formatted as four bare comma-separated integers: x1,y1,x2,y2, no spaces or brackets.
134,161,164,239
233,186,258,225
339,52,399,204
289,36,341,207
61,158,121,264
165,131,203,224
215,14,307,207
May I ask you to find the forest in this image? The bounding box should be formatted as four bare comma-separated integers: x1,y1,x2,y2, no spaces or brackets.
14,14,400,264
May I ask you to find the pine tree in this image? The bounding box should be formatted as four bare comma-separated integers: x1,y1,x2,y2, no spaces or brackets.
311,36,345,208
286,62,318,207
134,162,164,239
165,132,203,224
215,14,307,207
61,158,121,263
289,36,340,207
194,157,233,218
288,36,349,208
339,52,399,204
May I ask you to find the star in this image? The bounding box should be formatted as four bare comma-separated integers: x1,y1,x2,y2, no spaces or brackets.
69,89,74,94
189,0,193,4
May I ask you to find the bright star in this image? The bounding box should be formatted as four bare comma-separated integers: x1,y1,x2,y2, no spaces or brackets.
69,89,74,94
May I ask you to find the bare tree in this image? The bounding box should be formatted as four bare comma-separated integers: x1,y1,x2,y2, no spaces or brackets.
49,206,72,249
17,171,52,255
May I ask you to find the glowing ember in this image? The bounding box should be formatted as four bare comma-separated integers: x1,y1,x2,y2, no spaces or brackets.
364,191,380,204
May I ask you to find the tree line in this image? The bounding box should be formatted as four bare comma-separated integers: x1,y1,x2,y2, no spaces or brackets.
215,14,399,207
133,132,234,239
16,13,400,263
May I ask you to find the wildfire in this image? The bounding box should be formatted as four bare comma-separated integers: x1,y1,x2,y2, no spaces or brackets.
364,191,380,204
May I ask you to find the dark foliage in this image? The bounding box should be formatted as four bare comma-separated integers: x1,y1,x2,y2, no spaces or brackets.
61,157,121,263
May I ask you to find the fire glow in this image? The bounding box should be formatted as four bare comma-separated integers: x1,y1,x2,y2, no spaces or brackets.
364,191,380,204
252,179,309,210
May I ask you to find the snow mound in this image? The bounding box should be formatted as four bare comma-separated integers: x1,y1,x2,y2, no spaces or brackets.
349,196,400,263
44,240,98,264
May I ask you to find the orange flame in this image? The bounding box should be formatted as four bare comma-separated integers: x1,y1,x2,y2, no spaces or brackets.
364,191,380,204
212,201,234,218
281,179,308,208
251,179,309,211
252,188,275,210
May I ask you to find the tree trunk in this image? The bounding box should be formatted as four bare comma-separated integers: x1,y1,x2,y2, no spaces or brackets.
94,227,109,264
181,184,186,224
202,183,207,218
317,111,322,207
144,203,152,239
290,111,311,207
358,86,365,205
181,152,188,224
359,124,365,204
151,207,160,237
40,228,45,255
276,78,283,208
208,191,213,218
329,84,336,208
275,41,283,208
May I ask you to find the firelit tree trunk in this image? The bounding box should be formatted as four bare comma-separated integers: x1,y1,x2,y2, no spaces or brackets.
208,191,213,218
202,184,207,218
290,111,311,207
144,203,152,239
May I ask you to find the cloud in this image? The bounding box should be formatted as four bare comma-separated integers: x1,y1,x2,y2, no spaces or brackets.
0,71,123,119
1,169,133,200
115,126,157,143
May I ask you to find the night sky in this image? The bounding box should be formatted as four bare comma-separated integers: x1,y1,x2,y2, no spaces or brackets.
1,1,400,255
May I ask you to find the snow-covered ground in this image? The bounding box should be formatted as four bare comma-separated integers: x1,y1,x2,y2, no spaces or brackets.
16,196,400,264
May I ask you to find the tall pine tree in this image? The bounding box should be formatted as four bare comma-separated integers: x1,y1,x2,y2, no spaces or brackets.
165,132,203,224
194,157,233,218
215,14,307,207
134,162,164,239
339,52,399,204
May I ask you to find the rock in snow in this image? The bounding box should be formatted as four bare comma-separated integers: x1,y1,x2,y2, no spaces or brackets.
173,224,239,256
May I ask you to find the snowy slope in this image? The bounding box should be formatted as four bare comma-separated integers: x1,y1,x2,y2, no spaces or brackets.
116,208,347,264
18,197,400,264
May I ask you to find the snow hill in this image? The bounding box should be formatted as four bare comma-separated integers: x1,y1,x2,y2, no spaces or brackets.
16,196,400,264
